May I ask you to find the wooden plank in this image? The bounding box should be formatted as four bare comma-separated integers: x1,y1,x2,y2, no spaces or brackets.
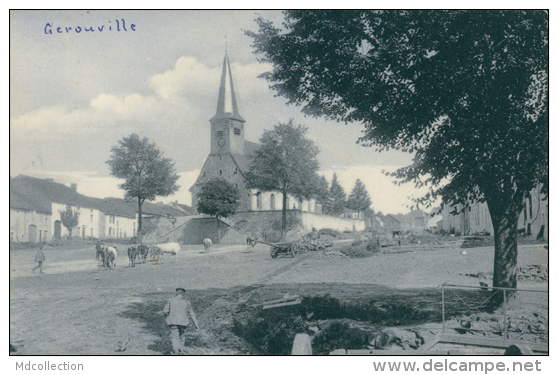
262,299,302,309
424,334,548,353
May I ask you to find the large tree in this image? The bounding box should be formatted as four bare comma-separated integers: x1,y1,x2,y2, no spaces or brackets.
346,178,372,218
314,175,331,214
106,134,180,243
328,173,347,216
247,10,548,297
245,120,320,240
196,179,241,241
59,205,79,239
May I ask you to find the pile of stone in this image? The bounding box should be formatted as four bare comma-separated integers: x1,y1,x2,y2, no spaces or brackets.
319,250,349,259
446,311,548,342
517,265,548,282
294,240,333,253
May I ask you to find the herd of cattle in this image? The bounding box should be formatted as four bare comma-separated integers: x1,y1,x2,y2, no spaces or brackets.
94,237,259,269
95,242,181,269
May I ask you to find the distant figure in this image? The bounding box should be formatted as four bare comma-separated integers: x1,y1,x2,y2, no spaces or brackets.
163,287,200,355
202,238,212,253
309,228,319,246
95,242,104,261
246,237,257,253
32,247,46,274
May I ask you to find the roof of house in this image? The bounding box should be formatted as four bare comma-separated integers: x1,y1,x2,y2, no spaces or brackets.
386,214,408,224
170,202,194,215
141,201,188,217
10,175,100,214
97,198,137,218
10,175,190,219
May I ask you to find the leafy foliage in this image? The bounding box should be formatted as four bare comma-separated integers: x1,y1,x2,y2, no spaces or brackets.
328,173,346,216
106,134,180,237
196,179,241,219
346,178,372,215
245,120,320,239
247,10,548,294
59,205,79,238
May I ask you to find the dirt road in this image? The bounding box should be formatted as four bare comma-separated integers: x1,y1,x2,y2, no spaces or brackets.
10,242,548,355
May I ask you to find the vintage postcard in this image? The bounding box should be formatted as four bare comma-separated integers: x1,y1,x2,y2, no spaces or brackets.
10,9,548,365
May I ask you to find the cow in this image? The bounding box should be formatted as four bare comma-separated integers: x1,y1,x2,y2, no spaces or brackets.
137,244,149,263
246,237,258,253
127,246,140,268
202,238,212,253
104,246,118,269
151,242,180,263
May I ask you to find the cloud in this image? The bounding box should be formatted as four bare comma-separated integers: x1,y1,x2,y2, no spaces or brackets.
151,56,270,105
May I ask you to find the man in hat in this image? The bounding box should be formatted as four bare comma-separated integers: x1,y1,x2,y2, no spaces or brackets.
163,287,200,354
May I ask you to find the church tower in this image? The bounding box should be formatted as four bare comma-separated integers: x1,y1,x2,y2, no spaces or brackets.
190,53,253,211
209,53,246,155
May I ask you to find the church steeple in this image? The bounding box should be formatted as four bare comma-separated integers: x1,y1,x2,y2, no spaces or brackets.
211,53,245,123
209,53,246,156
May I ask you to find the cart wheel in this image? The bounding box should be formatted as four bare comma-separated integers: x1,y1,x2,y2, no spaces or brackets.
270,248,278,258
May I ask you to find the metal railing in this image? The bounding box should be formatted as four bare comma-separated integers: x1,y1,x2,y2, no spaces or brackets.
440,283,548,338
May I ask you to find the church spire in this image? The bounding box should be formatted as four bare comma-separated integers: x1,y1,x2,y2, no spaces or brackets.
211,53,245,123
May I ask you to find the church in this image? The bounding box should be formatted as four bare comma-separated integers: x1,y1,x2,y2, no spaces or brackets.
189,54,318,214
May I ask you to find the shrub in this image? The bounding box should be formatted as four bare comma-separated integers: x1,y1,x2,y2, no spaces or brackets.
319,228,338,237
234,309,307,355
301,294,344,319
351,239,363,247
366,240,381,253
312,321,370,354
339,245,372,258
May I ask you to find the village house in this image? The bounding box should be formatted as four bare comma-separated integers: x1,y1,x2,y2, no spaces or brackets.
9,175,190,244
10,175,108,243
439,185,548,240
381,210,429,234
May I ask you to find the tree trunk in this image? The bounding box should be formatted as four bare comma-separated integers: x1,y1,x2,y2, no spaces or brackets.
137,199,143,244
217,217,221,243
487,197,523,305
281,191,288,241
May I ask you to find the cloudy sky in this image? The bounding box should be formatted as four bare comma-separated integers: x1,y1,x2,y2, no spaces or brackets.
10,10,433,215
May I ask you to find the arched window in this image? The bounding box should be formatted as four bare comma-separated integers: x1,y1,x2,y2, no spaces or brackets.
256,192,262,209
270,194,275,210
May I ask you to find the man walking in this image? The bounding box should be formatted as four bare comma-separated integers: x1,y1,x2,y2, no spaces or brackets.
32,246,46,274
163,287,200,354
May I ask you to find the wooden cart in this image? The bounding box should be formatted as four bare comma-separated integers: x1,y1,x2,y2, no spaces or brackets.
258,240,299,258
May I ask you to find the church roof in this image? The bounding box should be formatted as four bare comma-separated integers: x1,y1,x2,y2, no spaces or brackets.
210,53,245,123
230,140,259,175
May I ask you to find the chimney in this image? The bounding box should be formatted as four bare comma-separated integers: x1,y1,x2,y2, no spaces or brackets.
70,183,77,191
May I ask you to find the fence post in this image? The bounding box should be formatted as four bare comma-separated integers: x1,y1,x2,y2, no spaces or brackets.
503,289,507,338
442,284,446,333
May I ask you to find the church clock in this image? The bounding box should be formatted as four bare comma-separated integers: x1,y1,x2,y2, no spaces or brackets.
218,138,226,147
